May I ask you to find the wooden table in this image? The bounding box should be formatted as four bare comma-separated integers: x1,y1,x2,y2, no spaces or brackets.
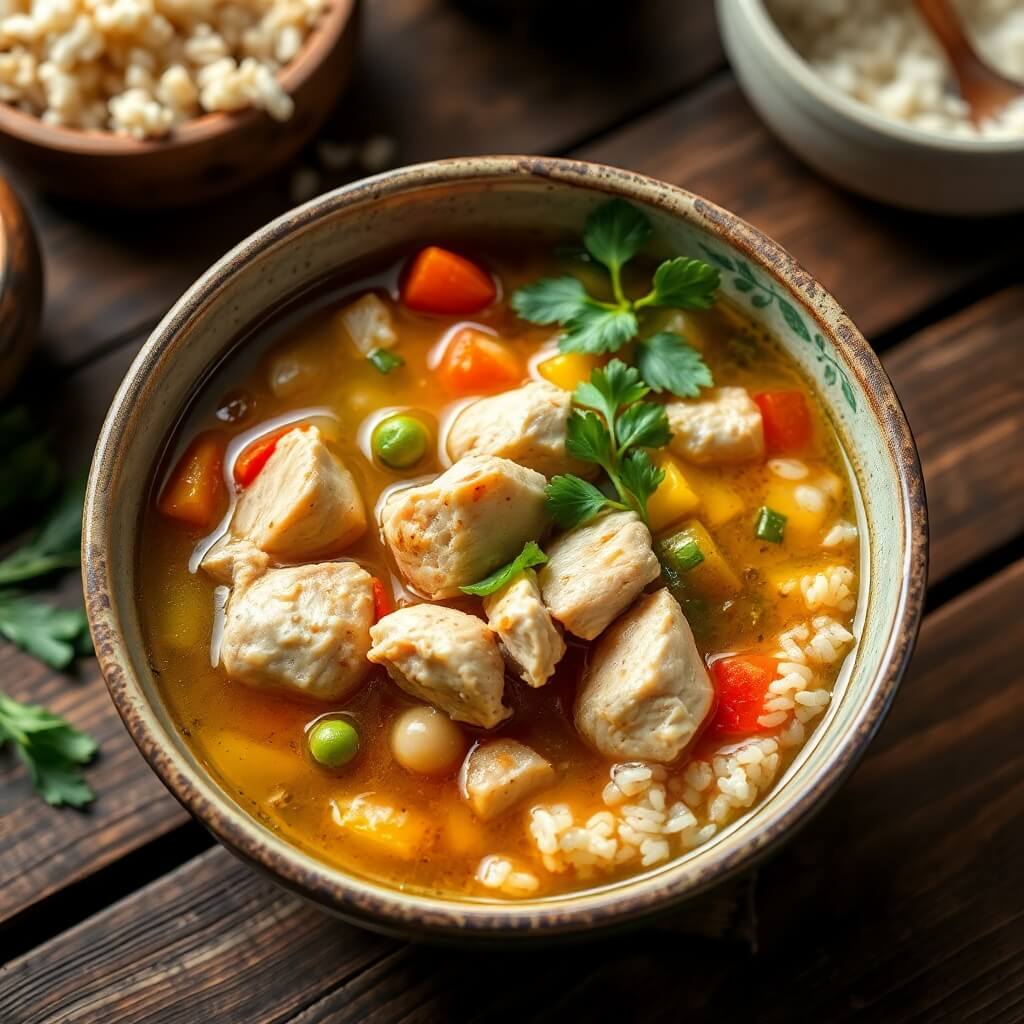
2,2,1023,1019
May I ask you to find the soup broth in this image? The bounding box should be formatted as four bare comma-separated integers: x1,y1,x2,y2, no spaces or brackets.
140,231,860,900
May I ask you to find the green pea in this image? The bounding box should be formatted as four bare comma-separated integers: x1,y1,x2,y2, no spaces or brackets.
372,414,429,469
308,718,359,769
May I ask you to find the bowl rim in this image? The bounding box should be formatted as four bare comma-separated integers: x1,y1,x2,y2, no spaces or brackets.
731,0,1024,155
84,155,928,940
0,0,356,155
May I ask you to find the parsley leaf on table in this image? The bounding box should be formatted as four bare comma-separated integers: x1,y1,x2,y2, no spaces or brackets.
0,407,61,517
0,474,87,586
635,332,714,398
0,693,97,807
460,541,549,596
512,200,719,397
0,594,92,670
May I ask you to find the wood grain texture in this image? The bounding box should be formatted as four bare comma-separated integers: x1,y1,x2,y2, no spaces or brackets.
579,76,1024,340
6,0,724,365
5,559,1021,1024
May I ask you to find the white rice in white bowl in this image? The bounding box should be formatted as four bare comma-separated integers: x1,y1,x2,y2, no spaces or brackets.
0,0,326,138
767,0,1024,139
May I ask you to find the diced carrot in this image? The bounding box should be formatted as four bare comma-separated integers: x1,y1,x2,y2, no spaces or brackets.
754,391,812,454
401,246,496,315
437,328,523,395
158,432,227,528
708,654,780,737
233,426,297,488
371,577,393,621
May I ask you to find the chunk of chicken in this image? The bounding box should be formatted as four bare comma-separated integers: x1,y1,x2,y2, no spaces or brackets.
202,427,366,583
575,589,713,762
368,604,509,728
381,454,548,600
483,569,565,688
446,381,593,478
336,293,397,356
538,511,661,641
220,561,374,702
666,387,765,464
461,739,555,821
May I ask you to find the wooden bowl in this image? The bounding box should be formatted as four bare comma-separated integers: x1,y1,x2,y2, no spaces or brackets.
84,157,928,941
0,177,43,397
0,0,359,208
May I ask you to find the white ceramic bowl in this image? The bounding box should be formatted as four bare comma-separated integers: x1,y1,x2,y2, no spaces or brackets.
717,0,1024,216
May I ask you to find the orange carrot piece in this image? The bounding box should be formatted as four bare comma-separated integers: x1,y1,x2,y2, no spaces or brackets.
437,328,522,396
371,577,393,621
158,433,227,528
401,246,496,315
233,426,296,488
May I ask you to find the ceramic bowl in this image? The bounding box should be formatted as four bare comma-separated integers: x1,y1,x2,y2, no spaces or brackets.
717,0,1024,216
0,0,358,208
84,156,928,941
0,176,43,398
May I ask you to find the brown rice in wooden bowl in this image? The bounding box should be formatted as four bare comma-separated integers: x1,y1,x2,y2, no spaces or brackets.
0,0,359,206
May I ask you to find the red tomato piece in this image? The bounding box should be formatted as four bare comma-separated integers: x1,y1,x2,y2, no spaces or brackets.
754,391,813,454
233,426,298,488
708,654,779,737
401,246,497,315
371,577,393,621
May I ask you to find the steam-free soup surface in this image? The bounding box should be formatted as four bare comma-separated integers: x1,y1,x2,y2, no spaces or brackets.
140,230,859,900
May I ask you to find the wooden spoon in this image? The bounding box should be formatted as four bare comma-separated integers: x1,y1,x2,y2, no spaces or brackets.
0,177,43,399
913,0,1024,124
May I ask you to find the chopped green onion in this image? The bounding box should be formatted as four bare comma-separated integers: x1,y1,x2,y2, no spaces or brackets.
661,532,705,574
367,349,404,374
755,506,787,544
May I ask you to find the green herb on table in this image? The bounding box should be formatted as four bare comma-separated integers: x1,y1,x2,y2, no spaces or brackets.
0,406,61,517
460,541,548,596
0,594,91,671
512,199,718,397
0,693,97,807
545,360,670,530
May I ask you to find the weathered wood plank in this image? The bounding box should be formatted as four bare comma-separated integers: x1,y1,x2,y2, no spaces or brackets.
579,76,1024,341
4,560,1021,1024
9,0,724,366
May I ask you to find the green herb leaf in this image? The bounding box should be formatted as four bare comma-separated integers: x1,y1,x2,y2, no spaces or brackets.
460,541,548,596
0,475,87,586
635,332,714,398
573,359,649,425
545,475,622,530
511,276,590,325
615,401,671,454
0,407,60,517
0,595,92,670
367,349,404,374
582,199,652,276
560,303,638,355
0,693,97,807
618,449,665,513
565,409,615,470
637,257,720,311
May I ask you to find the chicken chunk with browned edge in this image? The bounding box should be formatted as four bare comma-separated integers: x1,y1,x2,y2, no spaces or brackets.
368,604,510,728
461,739,555,820
666,387,765,465
575,589,714,762
381,454,548,600
538,511,661,641
220,561,375,702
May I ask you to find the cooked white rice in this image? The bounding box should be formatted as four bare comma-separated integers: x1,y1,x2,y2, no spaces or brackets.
767,0,1024,139
0,0,326,137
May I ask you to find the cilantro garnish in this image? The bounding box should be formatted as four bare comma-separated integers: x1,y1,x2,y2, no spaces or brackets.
460,541,548,596
511,200,718,398
0,693,97,807
545,360,670,530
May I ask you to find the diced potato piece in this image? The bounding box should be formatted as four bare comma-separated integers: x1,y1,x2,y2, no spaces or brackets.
442,803,487,856
268,346,320,398
660,520,741,600
329,793,433,860
647,453,700,532
536,352,601,391
764,470,839,547
684,464,745,527
209,731,305,798
337,293,397,356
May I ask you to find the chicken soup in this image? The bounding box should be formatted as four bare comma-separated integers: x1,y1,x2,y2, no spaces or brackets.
141,201,860,900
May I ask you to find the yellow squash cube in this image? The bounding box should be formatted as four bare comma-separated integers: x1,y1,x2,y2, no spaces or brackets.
684,465,746,527
647,454,700,532
660,520,742,600
329,793,433,860
536,352,601,391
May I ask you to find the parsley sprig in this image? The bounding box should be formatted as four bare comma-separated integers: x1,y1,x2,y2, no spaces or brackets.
546,361,670,530
460,541,548,596
0,693,97,807
512,200,719,398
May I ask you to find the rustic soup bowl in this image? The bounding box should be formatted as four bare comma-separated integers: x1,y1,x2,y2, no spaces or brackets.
84,156,928,941
0,176,43,398
0,0,358,207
